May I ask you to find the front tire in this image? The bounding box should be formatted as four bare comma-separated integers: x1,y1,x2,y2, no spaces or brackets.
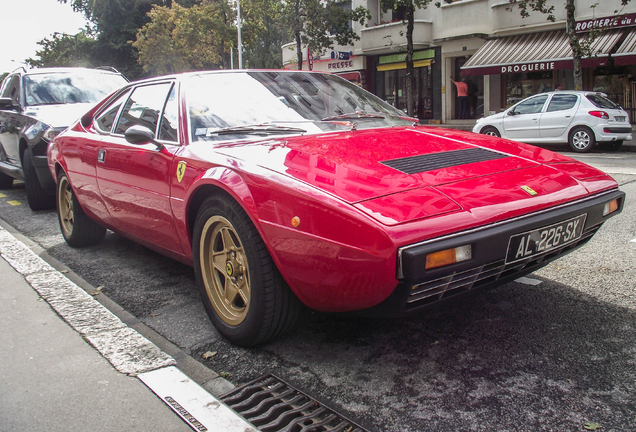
480,126,501,137
569,126,595,153
57,171,106,247
193,194,302,347
24,150,55,211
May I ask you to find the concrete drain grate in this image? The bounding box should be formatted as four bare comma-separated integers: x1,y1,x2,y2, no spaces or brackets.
220,374,371,432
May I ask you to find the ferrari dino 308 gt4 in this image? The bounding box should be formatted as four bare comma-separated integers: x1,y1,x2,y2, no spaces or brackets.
48,70,624,346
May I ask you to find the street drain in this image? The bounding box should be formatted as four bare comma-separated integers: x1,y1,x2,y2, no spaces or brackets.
220,374,371,432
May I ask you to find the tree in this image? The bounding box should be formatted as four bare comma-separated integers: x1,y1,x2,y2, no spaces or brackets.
508,0,632,90
133,1,237,75
240,0,290,69
58,0,174,79
282,0,370,70
379,0,451,116
26,30,97,69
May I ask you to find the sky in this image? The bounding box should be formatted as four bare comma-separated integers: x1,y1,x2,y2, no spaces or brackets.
0,0,89,74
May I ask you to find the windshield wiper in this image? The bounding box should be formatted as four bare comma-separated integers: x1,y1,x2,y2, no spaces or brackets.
208,124,307,136
321,111,386,121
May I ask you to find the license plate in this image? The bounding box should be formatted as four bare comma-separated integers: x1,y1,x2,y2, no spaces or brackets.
615,116,626,122
506,214,587,264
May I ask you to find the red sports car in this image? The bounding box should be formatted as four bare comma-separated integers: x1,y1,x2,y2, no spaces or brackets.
48,70,624,346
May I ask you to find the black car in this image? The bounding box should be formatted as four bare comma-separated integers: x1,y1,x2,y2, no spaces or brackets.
0,67,128,210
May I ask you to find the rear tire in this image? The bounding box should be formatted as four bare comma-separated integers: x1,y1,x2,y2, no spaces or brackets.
480,126,501,137
23,150,55,211
0,172,13,189
193,194,302,347
569,126,595,153
57,170,106,247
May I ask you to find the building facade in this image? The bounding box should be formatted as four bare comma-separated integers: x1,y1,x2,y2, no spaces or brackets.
281,0,636,123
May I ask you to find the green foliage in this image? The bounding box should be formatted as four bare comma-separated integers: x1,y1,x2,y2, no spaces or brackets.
240,0,289,69
133,1,237,76
26,30,97,69
282,0,371,69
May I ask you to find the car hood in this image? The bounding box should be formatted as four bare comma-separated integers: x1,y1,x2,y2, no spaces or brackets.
210,126,613,224
23,103,95,129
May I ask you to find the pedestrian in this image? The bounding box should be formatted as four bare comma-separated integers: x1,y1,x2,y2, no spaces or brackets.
450,77,469,119
555,83,564,91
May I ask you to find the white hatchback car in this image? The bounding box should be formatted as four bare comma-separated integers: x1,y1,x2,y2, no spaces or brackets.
473,91,632,152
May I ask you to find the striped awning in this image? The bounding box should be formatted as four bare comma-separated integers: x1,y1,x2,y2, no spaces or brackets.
613,27,636,65
461,29,625,76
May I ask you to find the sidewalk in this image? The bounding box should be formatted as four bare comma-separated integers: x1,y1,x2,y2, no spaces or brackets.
0,225,258,432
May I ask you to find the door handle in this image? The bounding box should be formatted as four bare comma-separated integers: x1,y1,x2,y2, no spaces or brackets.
98,149,105,163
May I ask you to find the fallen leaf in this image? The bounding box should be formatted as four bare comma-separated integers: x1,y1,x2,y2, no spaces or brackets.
584,422,602,430
89,286,104,296
202,351,217,359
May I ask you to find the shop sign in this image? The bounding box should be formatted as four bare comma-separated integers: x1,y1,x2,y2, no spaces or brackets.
379,49,435,65
331,51,352,60
500,62,555,74
328,60,354,70
575,13,636,32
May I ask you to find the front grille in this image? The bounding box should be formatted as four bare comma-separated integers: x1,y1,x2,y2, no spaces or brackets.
221,374,371,432
381,148,508,175
406,224,601,308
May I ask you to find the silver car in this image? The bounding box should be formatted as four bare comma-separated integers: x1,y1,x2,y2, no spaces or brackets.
0,67,128,210
473,90,632,153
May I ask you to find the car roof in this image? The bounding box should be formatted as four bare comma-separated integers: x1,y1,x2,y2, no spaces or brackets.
17,67,124,76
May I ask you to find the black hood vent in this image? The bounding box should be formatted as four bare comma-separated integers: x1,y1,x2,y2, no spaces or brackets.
381,148,509,175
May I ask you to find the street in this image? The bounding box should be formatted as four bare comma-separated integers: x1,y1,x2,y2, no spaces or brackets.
0,149,634,432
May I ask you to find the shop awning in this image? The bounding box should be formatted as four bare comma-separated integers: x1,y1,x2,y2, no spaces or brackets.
461,29,625,76
613,27,636,65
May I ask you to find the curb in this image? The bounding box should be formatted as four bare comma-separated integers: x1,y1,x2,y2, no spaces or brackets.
0,222,257,432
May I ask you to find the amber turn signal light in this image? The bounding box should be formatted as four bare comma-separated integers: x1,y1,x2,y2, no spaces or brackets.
425,245,472,270
603,199,620,216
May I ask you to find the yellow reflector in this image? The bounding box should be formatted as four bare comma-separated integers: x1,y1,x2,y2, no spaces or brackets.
425,245,472,269
603,199,619,216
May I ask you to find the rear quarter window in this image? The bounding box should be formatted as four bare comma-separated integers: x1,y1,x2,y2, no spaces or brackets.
586,94,620,109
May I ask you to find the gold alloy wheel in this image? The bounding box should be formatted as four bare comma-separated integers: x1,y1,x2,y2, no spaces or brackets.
58,176,74,237
199,215,251,326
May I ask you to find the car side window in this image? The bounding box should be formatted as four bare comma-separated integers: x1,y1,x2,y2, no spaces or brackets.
94,90,131,134
114,82,172,137
513,94,548,115
0,75,21,105
546,94,578,112
157,85,178,143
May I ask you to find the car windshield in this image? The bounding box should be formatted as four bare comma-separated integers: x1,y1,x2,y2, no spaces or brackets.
186,71,414,142
24,71,128,106
586,94,621,109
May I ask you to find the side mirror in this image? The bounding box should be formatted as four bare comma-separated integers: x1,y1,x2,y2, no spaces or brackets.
124,125,164,149
507,110,517,116
0,97,18,111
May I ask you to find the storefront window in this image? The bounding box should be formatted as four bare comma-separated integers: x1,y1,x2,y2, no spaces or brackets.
505,71,553,107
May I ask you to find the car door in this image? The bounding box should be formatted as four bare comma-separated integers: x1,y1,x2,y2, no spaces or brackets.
502,94,549,140
96,81,184,255
539,93,578,139
0,74,23,166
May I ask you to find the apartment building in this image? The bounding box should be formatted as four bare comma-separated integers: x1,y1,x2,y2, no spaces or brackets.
282,0,636,123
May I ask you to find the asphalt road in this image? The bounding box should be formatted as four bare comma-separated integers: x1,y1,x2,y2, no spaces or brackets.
0,150,634,432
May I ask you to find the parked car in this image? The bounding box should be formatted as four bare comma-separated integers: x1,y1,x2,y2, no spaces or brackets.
48,70,624,346
473,90,632,153
0,67,128,210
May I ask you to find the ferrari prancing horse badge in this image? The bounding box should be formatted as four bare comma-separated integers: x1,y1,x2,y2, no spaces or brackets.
176,161,187,183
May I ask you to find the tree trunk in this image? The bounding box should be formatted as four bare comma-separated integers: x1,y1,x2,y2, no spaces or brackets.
296,32,303,70
405,3,415,116
565,0,583,90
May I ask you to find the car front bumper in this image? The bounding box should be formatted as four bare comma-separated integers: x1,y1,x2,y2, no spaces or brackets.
355,189,625,317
